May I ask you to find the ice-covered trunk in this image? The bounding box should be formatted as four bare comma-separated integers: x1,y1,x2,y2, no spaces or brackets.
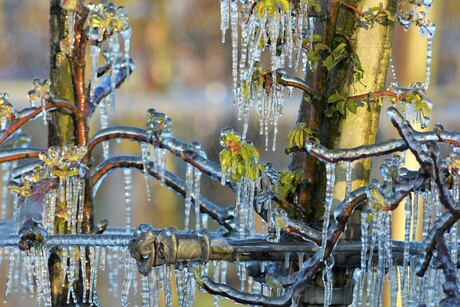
290,0,397,305
49,2,93,305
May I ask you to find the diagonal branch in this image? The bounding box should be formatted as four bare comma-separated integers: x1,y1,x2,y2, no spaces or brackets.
89,59,135,117
0,99,82,145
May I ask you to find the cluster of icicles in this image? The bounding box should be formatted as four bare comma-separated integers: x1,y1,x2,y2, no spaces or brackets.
0,144,87,305
86,1,133,159
392,0,436,127
221,0,315,150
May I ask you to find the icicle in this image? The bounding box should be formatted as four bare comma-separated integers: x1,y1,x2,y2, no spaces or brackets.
323,256,334,307
45,190,57,235
90,45,100,102
237,262,246,292
164,265,172,307
37,247,52,307
194,167,202,230
66,246,77,304
230,0,239,102
345,161,352,201
201,214,208,229
389,265,398,307
120,25,132,79
141,142,152,202
184,163,193,231
88,246,98,304
100,98,110,160
107,247,119,294
221,0,230,43
220,261,228,284
176,267,183,305
141,274,150,306
22,251,33,297
80,247,88,303
389,54,398,87
357,211,369,305
424,25,435,89
366,217,378,304
61,247,68,287
1,162,10,219
77,179,85,232
4,247,15,303
41,94,48,125
155,147,167,185
148,267,159,307
109,33,120,111
121,250,133,306
321,163,335,260
284,253,290,269
401,197,417,306
123,169,132,232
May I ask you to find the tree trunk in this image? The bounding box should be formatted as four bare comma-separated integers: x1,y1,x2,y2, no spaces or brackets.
291,0,397,305
48,1,92,305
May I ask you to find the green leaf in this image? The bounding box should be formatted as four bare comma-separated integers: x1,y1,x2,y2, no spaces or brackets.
219,149,232,174
346,99,358,114
369,6,381,13
336,100,346,114
315,43,330,52
327,93,345,104
323,55,334,71
332,43,347,58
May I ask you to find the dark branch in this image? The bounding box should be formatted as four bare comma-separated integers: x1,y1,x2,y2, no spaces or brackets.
89,59,135,116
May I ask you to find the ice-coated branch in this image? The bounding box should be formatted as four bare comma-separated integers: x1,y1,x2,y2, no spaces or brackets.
387,107,431,165
0,148,42,163
433,233,460,304
0,99,82,145
89,59,135,116
426,141,459,216
299,127,460,163
90,155,234,230
275,69,314,97
384,176,425,211
417,212,459,277
86,126,226,185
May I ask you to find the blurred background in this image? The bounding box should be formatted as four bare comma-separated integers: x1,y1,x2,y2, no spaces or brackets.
0,0,459,306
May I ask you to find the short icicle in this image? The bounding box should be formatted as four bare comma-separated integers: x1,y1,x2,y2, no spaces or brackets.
141,142,152,202
90,44,100,102
121,248,133,306
80,247,88,303
123,169,132,231
184,163,193,230
193,167,202,230
321,163,335,261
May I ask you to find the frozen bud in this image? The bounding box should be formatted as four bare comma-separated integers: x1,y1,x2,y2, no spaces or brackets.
60,0,77,10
